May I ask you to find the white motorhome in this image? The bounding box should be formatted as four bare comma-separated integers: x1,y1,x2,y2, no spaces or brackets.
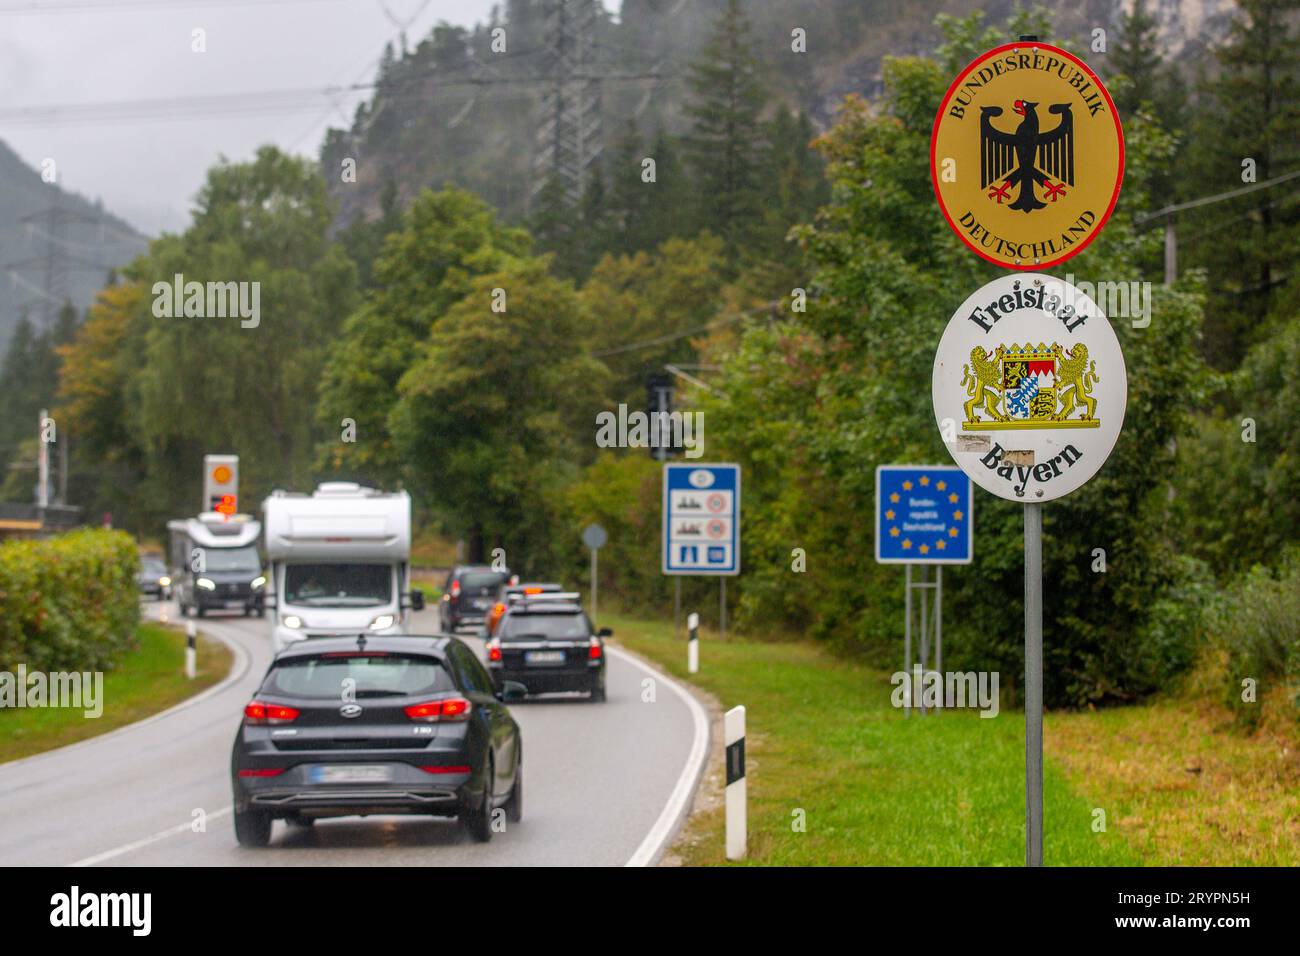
262,482,424,652
166,513,266,617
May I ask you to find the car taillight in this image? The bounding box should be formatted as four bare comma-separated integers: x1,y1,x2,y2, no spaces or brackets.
589,637,602,660
404,697,472,722
488,639,502,662
450,580,461,597
418,765,471,774
238,768,285,777
244,701,299,725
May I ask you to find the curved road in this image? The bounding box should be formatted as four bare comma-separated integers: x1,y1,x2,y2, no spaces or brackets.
0,602,706,866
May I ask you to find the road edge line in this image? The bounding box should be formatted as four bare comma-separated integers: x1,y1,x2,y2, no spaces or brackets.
0,620,250,772
610,644,711,868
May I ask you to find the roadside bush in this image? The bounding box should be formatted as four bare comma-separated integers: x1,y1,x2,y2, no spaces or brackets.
1210,550,1300,727
0,529,140,673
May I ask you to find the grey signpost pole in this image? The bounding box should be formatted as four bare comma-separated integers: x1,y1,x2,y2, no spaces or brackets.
720,578,727,637
582,524,608,630
904,563,912,717
674,577,682,639
591,545,599,628
1024,503,1044,867
919,565,929,716
935,566,943,700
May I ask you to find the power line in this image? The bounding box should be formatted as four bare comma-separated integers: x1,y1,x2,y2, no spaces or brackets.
0,68,672,127
0,0,348,13
1136,168,1300,224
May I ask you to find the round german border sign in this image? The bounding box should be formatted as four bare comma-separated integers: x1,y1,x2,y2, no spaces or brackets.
932,273,1127,502
931,41,1124,270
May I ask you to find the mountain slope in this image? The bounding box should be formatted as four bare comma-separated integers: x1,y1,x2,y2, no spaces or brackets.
0,139,148,348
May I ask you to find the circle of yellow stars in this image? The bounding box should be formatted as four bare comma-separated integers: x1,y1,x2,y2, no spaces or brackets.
886,473,963,552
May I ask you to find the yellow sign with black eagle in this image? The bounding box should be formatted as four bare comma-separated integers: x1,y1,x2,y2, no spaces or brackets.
931,41,1124,270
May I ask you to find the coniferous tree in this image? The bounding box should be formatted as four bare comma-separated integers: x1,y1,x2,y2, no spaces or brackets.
1185,0,1300,367
683,0,768,272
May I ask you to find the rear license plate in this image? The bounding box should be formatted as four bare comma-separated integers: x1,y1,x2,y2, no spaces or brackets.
525,650,565,666
309,765,395,784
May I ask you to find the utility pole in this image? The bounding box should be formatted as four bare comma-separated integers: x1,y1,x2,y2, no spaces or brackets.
1136,167,1300,287
37,408,50,509
531,0,605,207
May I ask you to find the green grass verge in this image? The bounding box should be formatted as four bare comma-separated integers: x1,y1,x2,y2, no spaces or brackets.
0,622,233,764
606,611,1140,866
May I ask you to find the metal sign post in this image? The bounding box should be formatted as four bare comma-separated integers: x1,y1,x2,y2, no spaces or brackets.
1024,503,1044,866
581,523,607,628
877,465,972,717
720,578,727,637
663,462,741,642
904,564,912,716
932,276,1128,867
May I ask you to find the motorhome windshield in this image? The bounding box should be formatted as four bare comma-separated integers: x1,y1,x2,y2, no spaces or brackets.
200,545,261,573
284,564,392,607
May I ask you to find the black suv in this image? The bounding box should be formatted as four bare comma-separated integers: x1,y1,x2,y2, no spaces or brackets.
230,635,525,847
486,598,610,701
440,565,512,632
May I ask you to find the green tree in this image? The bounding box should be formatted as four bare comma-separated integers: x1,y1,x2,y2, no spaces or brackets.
52,147,358,532
579,234,727,406
1184,0,1300,367
693,14,1211,707
317,187,531,486
683,0,768,272
389,260,609,566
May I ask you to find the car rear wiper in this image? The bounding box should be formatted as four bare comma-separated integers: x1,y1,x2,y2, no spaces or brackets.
354,690,407,698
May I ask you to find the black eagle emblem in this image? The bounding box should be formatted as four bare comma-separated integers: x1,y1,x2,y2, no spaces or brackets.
980,100,1074,212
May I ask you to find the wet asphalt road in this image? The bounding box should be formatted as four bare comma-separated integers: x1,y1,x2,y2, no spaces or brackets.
0,601,705,866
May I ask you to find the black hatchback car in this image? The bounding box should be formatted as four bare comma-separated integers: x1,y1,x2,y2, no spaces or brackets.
486,597,610,701
230,635,524,847
440,565,512,632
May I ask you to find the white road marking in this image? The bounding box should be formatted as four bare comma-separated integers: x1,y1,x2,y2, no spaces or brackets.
53,615,709,869
68,807,232,867
612,645,710,867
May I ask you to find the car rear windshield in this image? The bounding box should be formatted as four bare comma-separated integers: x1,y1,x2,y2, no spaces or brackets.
499,612,589,640
459,571,508,592
265,655,454,699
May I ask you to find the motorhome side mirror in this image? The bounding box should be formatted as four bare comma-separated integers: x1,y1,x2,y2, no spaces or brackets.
409,590,425,611
597,627,613,638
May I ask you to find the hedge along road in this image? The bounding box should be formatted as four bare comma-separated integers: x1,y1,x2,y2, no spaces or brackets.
0,601,708,866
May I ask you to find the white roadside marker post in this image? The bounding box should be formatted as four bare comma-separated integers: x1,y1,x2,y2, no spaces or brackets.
185,620,197,679
687,612,699,674
725,704,746,860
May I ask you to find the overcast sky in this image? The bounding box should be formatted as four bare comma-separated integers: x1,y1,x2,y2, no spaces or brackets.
0,0,501,235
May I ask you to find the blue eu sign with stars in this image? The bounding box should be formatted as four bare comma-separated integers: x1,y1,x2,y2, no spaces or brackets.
875,465,973,565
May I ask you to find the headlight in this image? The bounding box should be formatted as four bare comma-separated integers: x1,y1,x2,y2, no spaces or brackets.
159,576,171,587
282,615,303,629
196,578,216,591
369,614,396,631
251,575,266,589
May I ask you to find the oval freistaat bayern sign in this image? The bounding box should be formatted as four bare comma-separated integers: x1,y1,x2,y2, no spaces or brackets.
931,41,1124,270
932,273,1127,502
